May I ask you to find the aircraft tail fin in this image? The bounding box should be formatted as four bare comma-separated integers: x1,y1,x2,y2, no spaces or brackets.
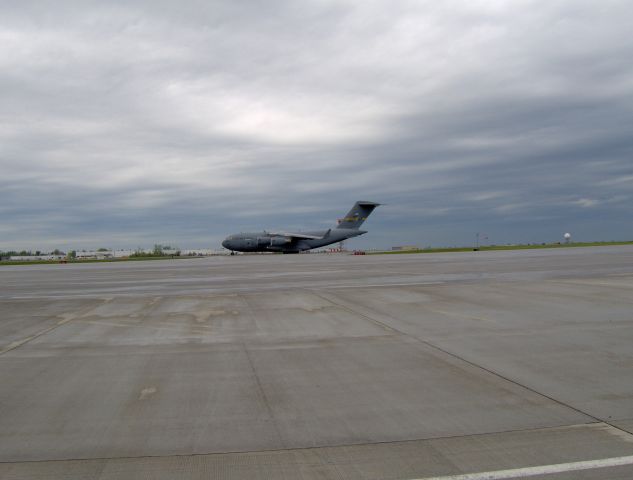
336,201,380,229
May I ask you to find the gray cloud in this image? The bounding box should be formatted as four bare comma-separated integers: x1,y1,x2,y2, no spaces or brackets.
1,0,632,250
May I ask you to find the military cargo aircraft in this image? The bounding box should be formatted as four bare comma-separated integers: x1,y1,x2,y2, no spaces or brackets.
222,201,380,254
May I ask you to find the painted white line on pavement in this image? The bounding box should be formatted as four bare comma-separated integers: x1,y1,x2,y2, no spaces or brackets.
416,454,633,480
327,281,446,289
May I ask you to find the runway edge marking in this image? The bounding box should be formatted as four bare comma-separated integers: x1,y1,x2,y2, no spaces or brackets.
415,454,633,480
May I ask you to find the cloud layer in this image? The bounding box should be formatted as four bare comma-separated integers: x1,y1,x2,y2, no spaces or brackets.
2,0,632,250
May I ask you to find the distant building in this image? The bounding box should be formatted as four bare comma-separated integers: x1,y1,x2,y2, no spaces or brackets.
9,255,66,261
112,250,136,258
7,248,230,261
75,251,114,259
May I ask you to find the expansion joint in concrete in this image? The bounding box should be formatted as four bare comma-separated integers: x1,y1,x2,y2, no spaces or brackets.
309,289,633,438
0,297,112,356
239,295,286,449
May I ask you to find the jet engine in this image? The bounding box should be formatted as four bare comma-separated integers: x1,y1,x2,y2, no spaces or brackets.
268,236,291,247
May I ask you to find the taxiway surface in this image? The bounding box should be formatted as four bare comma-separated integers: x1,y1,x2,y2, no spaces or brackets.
2,246,633,479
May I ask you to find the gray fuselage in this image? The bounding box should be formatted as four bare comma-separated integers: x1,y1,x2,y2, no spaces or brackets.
222,228,365,253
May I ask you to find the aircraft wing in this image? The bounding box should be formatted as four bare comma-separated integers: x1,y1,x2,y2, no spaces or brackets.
268,229,330,240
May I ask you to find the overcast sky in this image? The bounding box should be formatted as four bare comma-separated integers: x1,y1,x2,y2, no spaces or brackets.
2,0,632,251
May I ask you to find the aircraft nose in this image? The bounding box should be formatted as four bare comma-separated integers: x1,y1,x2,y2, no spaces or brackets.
222,239,230,249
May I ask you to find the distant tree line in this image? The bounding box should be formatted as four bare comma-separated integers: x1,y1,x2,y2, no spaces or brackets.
129,244,181,258
2,245,181,260
0,249,65,257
